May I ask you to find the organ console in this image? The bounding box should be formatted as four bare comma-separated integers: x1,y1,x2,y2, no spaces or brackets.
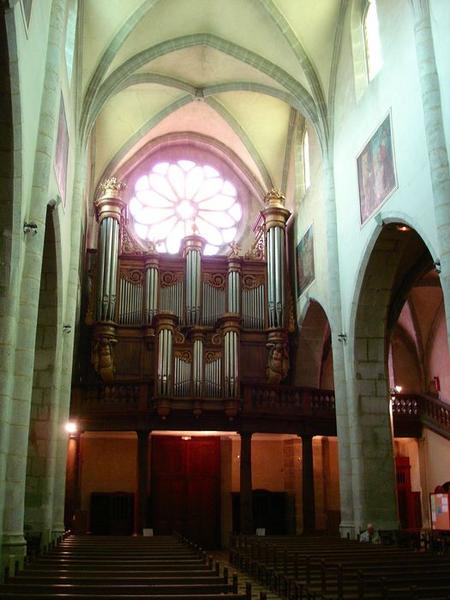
85,177,293,419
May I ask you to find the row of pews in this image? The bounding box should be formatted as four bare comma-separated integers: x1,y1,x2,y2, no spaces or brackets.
0,534,252,599
230,534,450,600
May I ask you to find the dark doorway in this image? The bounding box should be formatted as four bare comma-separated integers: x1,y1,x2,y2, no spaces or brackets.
90,492,134,535
151,436,221,548
232,490,289,534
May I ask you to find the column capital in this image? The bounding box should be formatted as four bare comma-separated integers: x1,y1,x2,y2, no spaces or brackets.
95,177,126,223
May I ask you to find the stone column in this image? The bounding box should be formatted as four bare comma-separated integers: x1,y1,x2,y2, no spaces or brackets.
135,431,150,535
322,158,355,538
301,435,315,533
409,0,450,342
239,432,253,535
1,0,66,576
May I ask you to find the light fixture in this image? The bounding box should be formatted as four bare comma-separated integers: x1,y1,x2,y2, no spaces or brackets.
434,260,441,274
65,421,78,435
23,222,38,235
338,333,347,343
63,324,72,334
389,385,402,401
181,436,191,441
396,224,410,233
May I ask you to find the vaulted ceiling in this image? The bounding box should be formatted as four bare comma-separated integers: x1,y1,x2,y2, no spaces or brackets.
79,0,344,207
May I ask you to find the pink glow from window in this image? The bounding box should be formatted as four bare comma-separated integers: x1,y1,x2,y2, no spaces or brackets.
130,160,241,254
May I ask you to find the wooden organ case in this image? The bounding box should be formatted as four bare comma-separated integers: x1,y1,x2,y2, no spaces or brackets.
79,178,296,425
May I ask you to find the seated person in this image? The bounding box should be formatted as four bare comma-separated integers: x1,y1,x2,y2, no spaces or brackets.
360,523,381,544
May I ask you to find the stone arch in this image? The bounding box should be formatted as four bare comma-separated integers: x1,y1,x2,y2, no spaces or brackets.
81,34,320,146
24,207,61,548
350,222,436,530
293,299,333,389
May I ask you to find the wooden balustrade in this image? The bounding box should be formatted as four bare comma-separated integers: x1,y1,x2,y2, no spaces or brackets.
70,385,450,440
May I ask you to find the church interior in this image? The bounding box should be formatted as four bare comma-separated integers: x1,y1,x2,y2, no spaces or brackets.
1,0,450,596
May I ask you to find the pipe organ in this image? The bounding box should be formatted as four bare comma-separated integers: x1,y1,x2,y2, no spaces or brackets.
88,180,292,417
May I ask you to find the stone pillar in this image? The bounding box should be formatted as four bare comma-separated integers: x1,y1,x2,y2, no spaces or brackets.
322,158,355,538
135,431,150,535
239,432,253,535
1,0,67,576
409,0,450,344
301,435,315,533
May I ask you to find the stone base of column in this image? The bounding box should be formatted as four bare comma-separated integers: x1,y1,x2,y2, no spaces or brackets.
339,521,356,540
52,526,65,542
1,533,27,580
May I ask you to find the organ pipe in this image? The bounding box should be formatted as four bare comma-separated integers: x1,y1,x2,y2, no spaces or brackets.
95,177,126,322
227,257,241,314
182,236,205,326
144,258,159,323
155,313,177,398
262,189,291,329
192,333,204,397
220,314,240,400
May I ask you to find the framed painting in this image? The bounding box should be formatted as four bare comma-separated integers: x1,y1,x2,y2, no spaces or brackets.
54,94,69,206
357,112,397,224
296,225,315,298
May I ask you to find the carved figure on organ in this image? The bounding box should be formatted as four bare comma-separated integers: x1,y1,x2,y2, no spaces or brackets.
266,342,289,384
91,337,116,383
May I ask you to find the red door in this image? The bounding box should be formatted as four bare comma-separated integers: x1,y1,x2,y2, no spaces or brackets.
151,436,221,548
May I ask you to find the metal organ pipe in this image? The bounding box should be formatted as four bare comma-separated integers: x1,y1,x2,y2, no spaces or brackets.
94,178,126,323
183,236,204,326
263,190,291,330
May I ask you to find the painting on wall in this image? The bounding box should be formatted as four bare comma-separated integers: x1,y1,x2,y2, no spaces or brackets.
296,225,315,297
54,94,69,206
357,113,397,224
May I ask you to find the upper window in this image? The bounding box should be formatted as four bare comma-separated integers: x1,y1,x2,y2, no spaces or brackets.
363,0,382,81
303,130,311,191
129,160,242,255
65,0,78,83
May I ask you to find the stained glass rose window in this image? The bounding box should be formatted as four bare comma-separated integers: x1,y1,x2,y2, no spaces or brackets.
129,160,242,255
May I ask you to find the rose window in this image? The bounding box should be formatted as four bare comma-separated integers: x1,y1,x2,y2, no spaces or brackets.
129,160,242,255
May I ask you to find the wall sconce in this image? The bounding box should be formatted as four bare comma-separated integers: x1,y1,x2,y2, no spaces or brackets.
337,333,347,343
23,222,38,236
389,385,402,400
63,324,72,334
65,421,78,435
434,260,441,274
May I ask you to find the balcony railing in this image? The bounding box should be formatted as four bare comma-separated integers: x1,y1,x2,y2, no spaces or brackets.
70,384,450,440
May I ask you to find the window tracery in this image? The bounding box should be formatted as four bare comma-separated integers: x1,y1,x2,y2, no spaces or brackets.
129,160,242,255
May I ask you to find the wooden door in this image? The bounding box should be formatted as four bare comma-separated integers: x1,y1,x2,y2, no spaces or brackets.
151,436,220,548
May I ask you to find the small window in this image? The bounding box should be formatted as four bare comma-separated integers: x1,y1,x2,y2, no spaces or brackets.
363,0,382,81
65,0,78,83
303,130,311,191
